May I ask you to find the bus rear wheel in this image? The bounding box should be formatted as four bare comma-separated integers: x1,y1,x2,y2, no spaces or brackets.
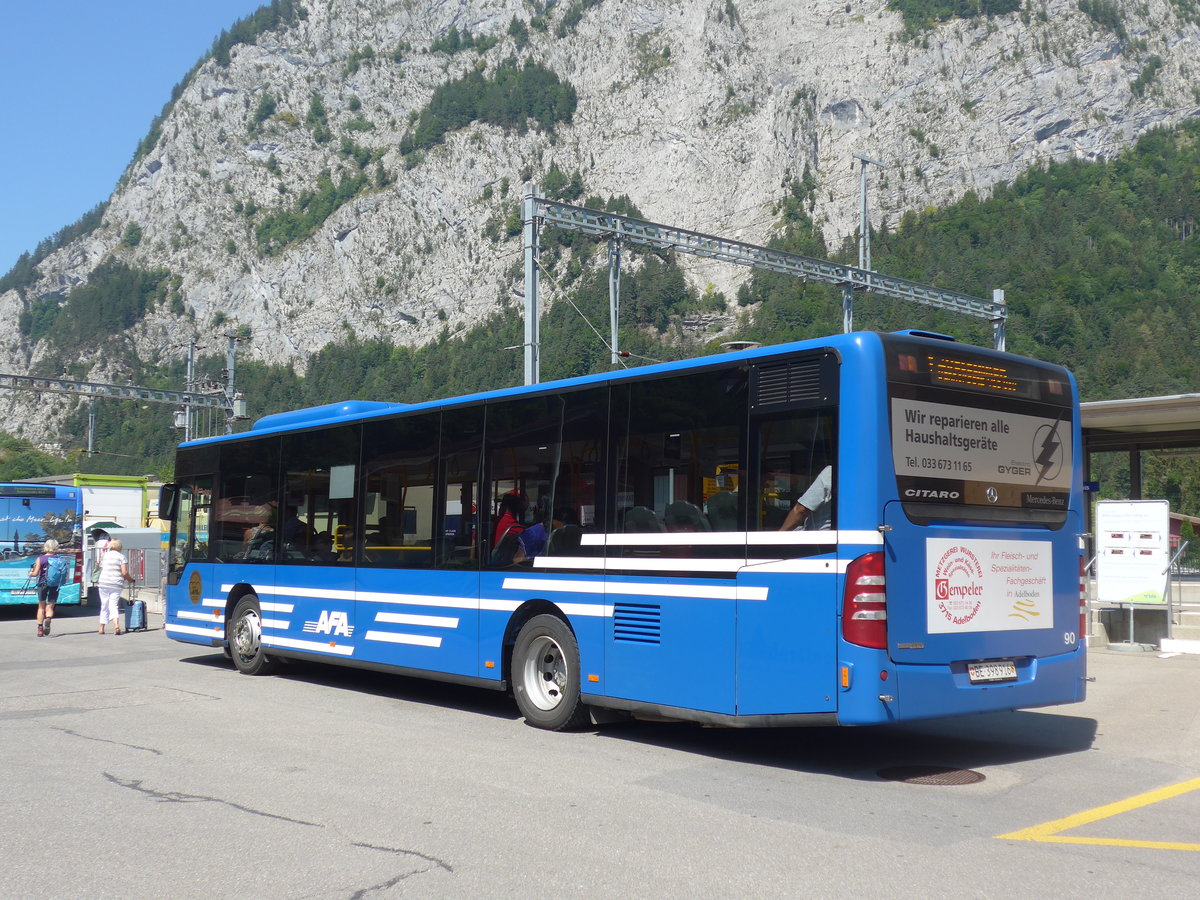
512,614,589,730
229,596,278,676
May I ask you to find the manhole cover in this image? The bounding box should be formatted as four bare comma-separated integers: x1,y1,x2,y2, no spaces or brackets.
877,765,985,786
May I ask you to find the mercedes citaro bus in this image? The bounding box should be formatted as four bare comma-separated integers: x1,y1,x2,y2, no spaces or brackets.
159,330,1085,729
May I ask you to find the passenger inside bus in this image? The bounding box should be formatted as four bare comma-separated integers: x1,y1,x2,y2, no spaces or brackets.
243,508,275,557
491,491,528,566
778,465,833,531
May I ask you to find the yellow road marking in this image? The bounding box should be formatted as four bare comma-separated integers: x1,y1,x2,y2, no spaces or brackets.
998,776,1200,851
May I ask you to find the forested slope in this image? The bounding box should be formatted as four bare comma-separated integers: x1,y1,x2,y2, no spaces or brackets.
4,119,1198,495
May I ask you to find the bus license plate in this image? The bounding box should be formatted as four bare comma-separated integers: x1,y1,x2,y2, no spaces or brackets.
967,661,1017,683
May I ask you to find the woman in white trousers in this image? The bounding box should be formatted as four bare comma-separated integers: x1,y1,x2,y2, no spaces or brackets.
96,538,135,635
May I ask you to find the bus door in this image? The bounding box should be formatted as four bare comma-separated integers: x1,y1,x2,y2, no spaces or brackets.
356,475,479,679
881,503,1084,712
164,478,223,645
357,409,481,679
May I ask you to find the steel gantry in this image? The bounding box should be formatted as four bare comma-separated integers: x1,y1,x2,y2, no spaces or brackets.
521,187,1007,384
0,373,232,410
0,371,245,454
1,337,248,454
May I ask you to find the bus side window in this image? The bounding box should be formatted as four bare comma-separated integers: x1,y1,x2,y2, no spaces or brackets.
755,412,835,532
437,407,482,569
484,389,605,568
612,368,746,550
362,413,440,570
217,439,280,563
280,427,359,565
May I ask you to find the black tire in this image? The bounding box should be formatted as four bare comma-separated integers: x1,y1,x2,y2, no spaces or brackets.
228,596,279,675
512,614,589,730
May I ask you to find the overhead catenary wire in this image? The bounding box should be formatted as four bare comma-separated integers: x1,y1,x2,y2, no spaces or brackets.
533,256,629,368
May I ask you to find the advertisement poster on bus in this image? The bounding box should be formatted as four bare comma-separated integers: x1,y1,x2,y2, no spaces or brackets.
926,538,1053,633
891,398,1071,509
1095,500,1169,605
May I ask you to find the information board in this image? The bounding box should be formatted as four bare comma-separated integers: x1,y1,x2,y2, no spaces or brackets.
1095,500,1170,605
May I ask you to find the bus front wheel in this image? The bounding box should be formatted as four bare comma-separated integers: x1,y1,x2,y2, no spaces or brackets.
229,596,278,676
512,614,589,730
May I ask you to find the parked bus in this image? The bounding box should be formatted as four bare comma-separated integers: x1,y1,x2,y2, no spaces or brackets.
159,330,1085,729
0,483,84,606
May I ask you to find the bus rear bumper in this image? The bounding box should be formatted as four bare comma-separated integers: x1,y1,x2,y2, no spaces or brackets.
839,646,1087,725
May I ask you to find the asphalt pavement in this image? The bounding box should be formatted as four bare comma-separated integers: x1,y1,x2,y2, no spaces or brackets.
1,602,1198,898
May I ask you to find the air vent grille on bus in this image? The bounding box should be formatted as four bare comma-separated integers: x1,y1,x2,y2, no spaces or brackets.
754,359,824,407
613,603,662,644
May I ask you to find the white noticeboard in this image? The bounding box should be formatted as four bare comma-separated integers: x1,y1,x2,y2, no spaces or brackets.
1095,500,1170,605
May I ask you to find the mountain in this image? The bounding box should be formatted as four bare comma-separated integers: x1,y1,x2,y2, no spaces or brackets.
2,0,1199,453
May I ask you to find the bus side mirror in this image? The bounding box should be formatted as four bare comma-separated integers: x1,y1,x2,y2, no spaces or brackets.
159,483,180,521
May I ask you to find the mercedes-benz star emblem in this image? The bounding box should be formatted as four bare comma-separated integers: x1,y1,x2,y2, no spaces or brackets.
986,487,999,504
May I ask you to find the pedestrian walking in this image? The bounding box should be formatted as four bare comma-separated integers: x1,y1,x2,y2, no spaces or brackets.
96,538,135,635
30,539,61,637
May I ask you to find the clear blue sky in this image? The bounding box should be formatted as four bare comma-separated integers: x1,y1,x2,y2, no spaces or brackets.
0,1,269,277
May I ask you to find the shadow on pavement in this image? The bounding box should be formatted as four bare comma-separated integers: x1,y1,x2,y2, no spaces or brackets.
595,708,1098,780
178,652,522,721
177,646,1096,775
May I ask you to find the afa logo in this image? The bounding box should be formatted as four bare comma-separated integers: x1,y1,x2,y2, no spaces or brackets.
303,610,355,638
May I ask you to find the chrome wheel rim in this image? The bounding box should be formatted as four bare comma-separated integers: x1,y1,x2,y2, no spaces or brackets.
522,634,567,711
232,609,262,662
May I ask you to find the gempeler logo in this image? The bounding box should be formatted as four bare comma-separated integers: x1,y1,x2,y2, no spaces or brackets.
933,545,985,626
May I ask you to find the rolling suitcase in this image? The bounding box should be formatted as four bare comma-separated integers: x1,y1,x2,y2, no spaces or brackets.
125,587,148,632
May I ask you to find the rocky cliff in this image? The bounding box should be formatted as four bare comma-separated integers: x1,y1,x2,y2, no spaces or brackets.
2,0,1198,436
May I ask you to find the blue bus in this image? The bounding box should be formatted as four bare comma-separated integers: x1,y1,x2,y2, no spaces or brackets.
159,330,1085,729
0,483,84,606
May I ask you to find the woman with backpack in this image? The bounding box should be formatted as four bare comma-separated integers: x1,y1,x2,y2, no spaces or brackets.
96,538,135,635
30,539,63,637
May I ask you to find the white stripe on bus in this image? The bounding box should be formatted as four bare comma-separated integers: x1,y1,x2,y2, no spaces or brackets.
176,609,220,622
259,601,295,613
363,631,442,647
261,635,355,656
580,530,884,547
165,623,224,638
374,612,459,628
538,557,750,573
743,558,852,574
260,618,290,630
230,584,354,602
501,577,767,602
357,591,478,609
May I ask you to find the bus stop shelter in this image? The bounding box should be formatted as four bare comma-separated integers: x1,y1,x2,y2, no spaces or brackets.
1081,393,1200,650
1082,393,1200,495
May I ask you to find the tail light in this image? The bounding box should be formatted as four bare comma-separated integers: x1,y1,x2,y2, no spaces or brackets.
843,551,887,649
